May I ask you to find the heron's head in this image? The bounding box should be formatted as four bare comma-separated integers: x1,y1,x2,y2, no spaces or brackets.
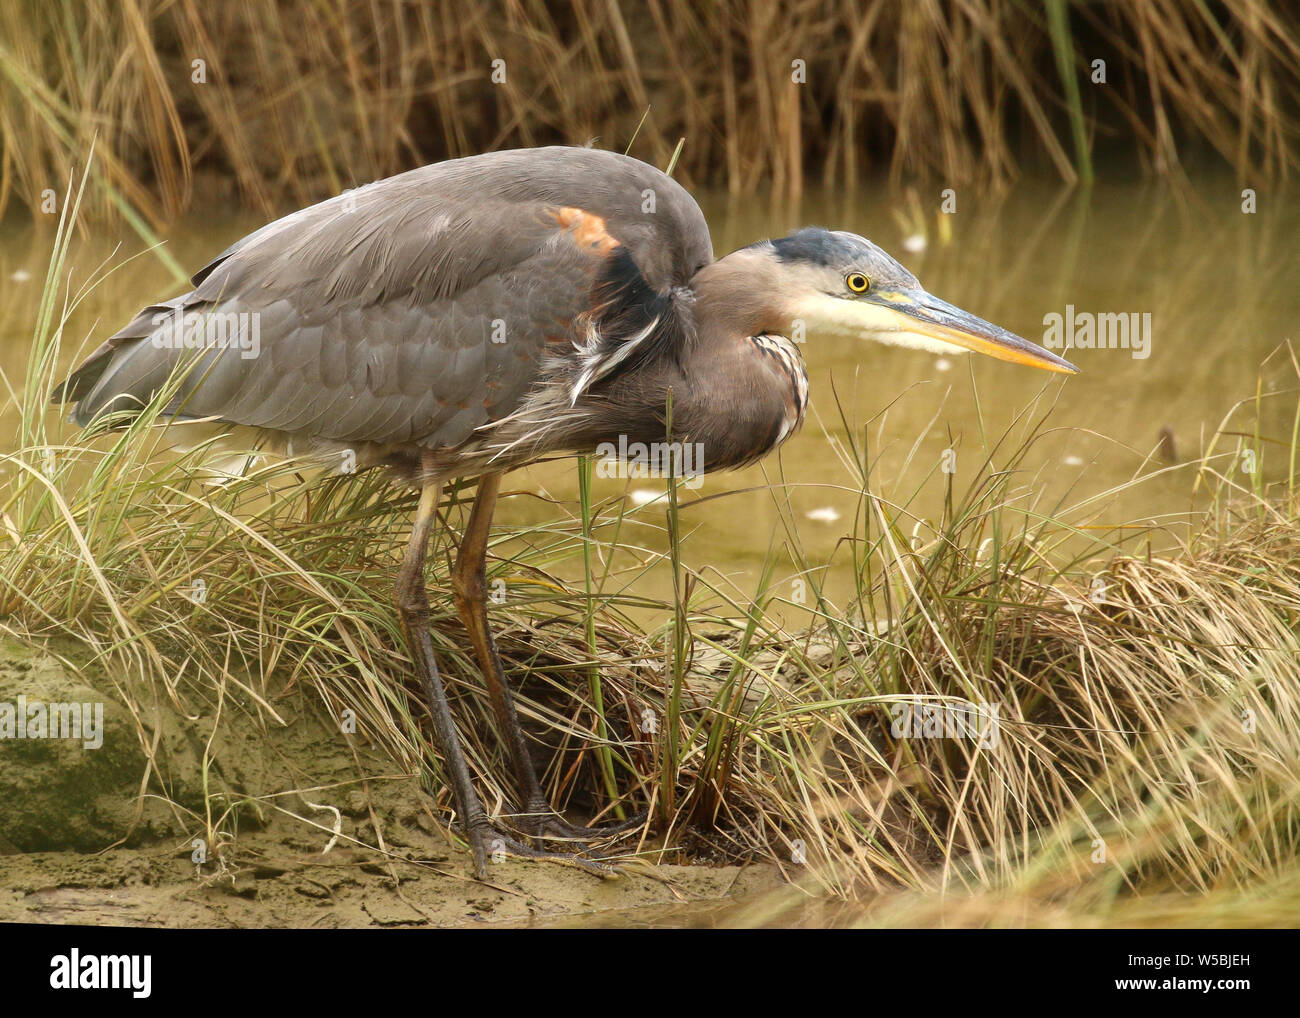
710,227,1076,374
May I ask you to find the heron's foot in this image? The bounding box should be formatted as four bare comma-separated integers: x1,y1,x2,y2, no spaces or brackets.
466,820,620,881
516,804,650,847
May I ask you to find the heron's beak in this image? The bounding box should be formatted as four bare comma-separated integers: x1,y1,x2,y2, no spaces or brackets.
865,289,1078,374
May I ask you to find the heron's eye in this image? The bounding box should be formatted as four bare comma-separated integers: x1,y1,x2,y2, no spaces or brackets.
846,272,870,294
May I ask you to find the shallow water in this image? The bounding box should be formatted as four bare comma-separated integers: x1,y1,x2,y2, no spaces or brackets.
2,174,1297,620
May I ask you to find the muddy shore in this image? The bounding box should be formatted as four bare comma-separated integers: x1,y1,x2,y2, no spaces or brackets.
0,638,783,927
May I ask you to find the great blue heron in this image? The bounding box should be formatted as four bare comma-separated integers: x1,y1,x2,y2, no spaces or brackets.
53,146,1076,878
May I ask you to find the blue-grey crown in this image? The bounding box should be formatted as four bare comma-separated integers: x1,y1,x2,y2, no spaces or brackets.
762,228,919,288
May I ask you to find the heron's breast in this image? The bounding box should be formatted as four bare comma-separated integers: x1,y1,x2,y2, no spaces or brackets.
748,332,809,446
684,331,810,473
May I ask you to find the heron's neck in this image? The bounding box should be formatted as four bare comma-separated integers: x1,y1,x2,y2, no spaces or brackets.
648,262,808,471
688,250,788,342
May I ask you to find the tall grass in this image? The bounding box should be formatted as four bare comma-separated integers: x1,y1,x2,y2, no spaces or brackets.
3,1,1299,228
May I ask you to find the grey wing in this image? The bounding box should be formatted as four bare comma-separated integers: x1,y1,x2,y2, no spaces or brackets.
56,147,714,451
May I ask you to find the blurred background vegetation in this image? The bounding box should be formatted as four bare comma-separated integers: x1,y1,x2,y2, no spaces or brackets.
3,0,1299,229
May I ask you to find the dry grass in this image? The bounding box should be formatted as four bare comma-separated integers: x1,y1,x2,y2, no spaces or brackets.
3,0,1299,228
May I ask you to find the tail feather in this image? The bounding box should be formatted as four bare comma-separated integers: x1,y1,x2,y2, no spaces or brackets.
50,293,199,426
49,342,114,405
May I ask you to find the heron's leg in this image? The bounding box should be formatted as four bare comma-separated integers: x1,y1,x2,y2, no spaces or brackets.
451,472,646,844
398,474,615,879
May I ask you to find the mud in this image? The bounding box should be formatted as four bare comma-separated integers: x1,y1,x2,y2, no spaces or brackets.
0,839,780,928
0,637,782,927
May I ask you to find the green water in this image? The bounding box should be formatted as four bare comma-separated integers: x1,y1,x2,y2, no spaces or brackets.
2,175,1297,620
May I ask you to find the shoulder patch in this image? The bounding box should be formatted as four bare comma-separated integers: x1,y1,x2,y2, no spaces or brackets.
550,206,621,256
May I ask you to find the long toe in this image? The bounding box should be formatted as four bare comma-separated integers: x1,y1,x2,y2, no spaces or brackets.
469,824,622,879
520,807,650,848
